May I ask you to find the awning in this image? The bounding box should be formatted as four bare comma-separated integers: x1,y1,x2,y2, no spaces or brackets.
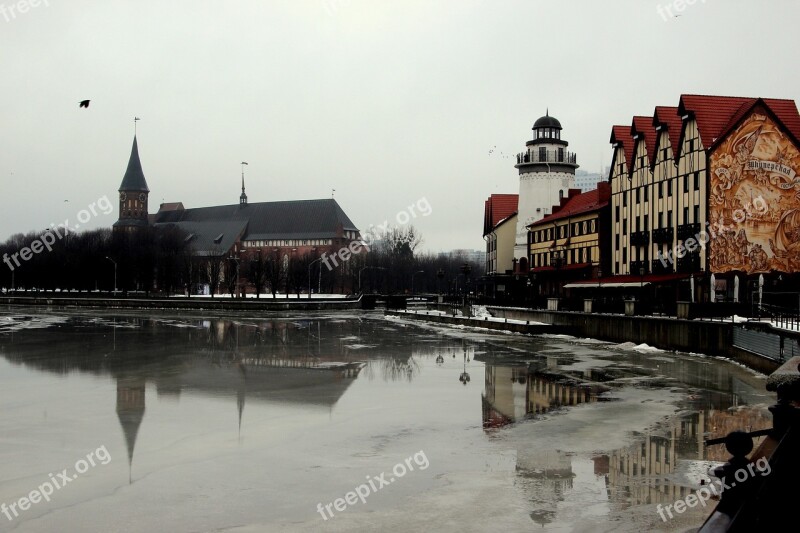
563,272,691,289
564,281,651,289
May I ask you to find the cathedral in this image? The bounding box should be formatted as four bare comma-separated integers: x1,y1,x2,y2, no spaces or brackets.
112,136,363,293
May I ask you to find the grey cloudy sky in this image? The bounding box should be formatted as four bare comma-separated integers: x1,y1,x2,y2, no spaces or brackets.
1,0,798,252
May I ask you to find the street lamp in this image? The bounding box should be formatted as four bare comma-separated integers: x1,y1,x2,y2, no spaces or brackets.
105,256,117,295
308,257,323,298
359,266,385,293
553,252,564,298
459,263,472,306
411,270,424,296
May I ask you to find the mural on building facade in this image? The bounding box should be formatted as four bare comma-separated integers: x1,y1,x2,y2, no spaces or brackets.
709,111,800,274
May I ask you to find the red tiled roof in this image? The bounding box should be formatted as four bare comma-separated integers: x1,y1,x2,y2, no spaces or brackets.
631,116,657,167
678,95,800,153
610,125,634,174
715,98,800,149
652,106,682,168
483,194,518,235
529,184,610,227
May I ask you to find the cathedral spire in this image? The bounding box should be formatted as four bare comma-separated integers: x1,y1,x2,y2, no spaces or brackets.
240,162,248,206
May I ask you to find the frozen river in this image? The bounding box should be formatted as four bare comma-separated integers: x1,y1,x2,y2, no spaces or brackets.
0,310,772,532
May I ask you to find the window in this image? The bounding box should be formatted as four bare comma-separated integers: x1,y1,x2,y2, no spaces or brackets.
636,188,640,203
659,182,664,199
688,139,695,152
622,249,627,264
615,234,619,248
623,220,627,234
615,205,620,222
658,212,663,229
668,210,673,228
644,215,649,231
644,186,649,202
539,147,547,161
694,205,700,224
683,175,689,193
694,172,700,191
636,217,640,232
667,180,673,195
683,207,689,225
623,193,628,207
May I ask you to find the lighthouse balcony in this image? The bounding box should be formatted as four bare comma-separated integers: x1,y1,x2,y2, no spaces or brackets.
516,149,577,166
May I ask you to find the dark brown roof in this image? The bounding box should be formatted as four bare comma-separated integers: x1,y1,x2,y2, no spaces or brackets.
118,136,149,192
153,199,358,241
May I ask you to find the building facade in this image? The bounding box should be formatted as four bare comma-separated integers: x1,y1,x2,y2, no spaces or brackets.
609,95,800,304
528,182,611,298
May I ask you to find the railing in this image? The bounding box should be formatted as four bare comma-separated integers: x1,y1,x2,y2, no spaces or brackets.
629,230,650,246
652,227,674,243
516,149,578,165
677,222,702,241
676,252,700,272
651,258,674,274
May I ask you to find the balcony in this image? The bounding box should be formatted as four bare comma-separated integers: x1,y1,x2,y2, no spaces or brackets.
652,258,674,274
677,223,702,241
652,227,674,244
629,230,650,247
516,149,578,166
630,260,649,276
676,252,700,273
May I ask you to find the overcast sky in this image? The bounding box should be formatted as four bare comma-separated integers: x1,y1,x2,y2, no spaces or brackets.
1,0,798,252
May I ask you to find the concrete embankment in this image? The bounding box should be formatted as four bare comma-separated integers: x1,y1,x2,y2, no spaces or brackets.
487,306,784,374
0,295,362,312
385,309,567,335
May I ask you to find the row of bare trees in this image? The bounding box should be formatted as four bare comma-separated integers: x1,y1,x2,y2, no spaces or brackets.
0,224,484,297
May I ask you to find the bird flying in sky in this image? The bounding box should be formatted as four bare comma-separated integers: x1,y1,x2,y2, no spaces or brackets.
79,100,90,108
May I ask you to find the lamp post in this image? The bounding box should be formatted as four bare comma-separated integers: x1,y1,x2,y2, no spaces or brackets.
105,256,117,295
553,252,564,298
459,263,472,306
411,270,424,296
359,266,385,293
308,257,323,298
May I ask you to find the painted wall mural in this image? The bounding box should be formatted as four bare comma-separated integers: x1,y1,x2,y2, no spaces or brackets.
709,110,800,274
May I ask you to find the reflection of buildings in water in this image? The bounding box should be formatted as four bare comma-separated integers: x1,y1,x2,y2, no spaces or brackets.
516,449,576,527
603,404,772,509
482,363,604,429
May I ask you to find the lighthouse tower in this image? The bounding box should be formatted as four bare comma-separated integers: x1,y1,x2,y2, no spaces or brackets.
513,112,579,267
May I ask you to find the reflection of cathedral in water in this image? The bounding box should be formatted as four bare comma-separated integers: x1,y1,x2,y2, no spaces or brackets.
4,316,367,484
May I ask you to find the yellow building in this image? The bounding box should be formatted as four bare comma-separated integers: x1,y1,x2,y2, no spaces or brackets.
528,182,611,299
